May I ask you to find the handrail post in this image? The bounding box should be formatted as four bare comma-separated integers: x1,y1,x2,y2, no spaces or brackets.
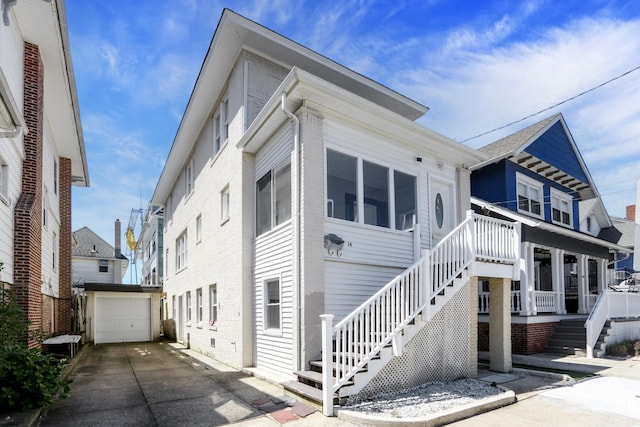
421,249,431,321
320,314,335,416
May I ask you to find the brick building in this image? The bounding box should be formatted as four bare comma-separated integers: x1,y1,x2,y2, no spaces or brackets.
0,1,89,345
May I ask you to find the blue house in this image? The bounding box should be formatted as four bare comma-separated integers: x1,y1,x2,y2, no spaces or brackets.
470,113,634,357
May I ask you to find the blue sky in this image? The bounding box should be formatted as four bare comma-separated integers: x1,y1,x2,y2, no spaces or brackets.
65,0,640,282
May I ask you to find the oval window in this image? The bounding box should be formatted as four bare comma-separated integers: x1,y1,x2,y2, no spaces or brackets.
435,193,444,228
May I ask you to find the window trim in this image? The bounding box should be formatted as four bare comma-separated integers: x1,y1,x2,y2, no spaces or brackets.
221,184,230,225
255,161,292,236
186,291,192,325
196,214,202,243
515,172,544,219
185,157,195,197
0,157,8,206
325,147,417,231
175,230,188,272
263,276,282,335
212,96,229,161
209,284,218,330
550,188,573,228
196,288,203,327
98,259,109,273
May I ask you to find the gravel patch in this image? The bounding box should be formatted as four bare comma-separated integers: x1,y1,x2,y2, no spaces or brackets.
343,379,505,418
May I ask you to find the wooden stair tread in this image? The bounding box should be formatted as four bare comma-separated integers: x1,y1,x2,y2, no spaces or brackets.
294,369,353,387
282,380,338,404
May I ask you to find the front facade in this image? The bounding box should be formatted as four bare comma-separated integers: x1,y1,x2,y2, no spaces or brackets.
471,114,630,355
0,0,89,343
151,10,521,409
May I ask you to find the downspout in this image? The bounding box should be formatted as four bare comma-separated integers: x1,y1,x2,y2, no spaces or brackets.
281,92,301,372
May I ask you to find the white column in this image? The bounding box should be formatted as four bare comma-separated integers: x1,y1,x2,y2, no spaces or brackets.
519,242,533,316
599,258,608,293
552,248,566,314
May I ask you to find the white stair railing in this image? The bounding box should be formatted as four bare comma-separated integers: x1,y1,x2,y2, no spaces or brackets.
585,290,640,358
321,212,520,416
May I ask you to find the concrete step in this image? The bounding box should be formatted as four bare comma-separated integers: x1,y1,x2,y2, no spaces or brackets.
282,380,339,409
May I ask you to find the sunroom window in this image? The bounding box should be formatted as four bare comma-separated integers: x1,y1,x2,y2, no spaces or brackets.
326,149,357,221
256,162,291,236
394,170,416,230
363,160,389,227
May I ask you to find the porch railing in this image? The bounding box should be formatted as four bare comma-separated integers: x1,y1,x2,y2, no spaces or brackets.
533,291,557,313
585,290,640,358
478,291,521,313
321,212,520,415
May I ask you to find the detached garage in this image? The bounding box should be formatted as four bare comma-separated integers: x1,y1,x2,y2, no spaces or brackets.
83,284,162,344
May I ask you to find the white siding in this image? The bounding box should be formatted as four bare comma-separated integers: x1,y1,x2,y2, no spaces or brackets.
254,122,294,380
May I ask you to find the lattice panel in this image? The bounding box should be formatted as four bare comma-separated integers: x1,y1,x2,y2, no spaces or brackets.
351,282,472,401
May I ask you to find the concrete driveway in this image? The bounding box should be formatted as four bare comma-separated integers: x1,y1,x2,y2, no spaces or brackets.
38,341,354,427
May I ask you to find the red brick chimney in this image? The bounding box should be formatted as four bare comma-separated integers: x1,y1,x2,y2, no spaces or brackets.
626,205,636,221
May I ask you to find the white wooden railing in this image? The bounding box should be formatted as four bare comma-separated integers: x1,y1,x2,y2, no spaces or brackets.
533,291,557,313
478,291,522,313
320,212,520,416
585,290,640,358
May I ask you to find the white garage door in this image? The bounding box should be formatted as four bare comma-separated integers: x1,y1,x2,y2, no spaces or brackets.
95,297,151,344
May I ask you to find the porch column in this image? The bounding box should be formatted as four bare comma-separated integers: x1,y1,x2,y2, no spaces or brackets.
599,258,608,293
577,254,588,314
519,242,533,316
489,277,512,373
552,248,566,314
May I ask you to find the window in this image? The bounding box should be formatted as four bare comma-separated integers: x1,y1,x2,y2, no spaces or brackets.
165,248,169,276
551,190,572,227
363,160,389,227
186,291,192,323
53,159,58,195
196,288,203,324
516,174,543,218
52,232,57,270
327,149,357,221
172,295,176,320
176,230,188,271
0,157,8,204
213,98,229,156
264,278,280,331
196,214,202,243
221,185,230,223
256,163,291,236
185,157,195,195
209,284,218,327
394,171,416,230
98,259,108,273
43,206,47,227
326,149,417,230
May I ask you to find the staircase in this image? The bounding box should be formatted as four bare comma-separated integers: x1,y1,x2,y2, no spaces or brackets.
544,319,588,356
283,212,520,416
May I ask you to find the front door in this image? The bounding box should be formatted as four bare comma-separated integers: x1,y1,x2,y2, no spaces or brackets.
430,179,455,247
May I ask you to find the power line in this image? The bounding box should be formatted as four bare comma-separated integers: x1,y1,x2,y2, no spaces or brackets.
460,65,640,143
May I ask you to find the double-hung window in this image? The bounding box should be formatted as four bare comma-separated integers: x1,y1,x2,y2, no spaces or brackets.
516,173,543,218
209,284,218,328
213,98,229,157
176,230,188,271
196,214,202,243
221,185,230,224
185,157,195,195
186,291,192,323
551,189,572,227
196,288,203,325
264,278,281,332
98,259,108,273
256,163,291,236
326,149,416,230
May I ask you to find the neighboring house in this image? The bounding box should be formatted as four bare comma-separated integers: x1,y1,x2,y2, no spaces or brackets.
609,205,638,283
0,0,89,344
470,113,633,357
137,203,164,286
151,9,521,414
72,221,162,344
71,221,128,285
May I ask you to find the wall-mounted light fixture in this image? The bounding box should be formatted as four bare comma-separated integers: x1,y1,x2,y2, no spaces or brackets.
324,233,344,257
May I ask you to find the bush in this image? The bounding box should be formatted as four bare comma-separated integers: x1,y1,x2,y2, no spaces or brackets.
0,288,71,412
605,341,635,357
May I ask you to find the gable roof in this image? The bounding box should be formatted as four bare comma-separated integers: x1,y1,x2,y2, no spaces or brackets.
471,113,605,211
610,217,637,248
72,226,124,259
152,9,431,204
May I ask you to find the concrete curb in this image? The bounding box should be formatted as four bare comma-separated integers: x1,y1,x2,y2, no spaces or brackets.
335,386,516,426
511,367,574,383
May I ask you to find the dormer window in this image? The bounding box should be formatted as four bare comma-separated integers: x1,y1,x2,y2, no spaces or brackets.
516,173,543,219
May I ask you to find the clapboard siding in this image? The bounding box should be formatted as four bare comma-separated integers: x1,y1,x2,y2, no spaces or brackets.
325,261,403,321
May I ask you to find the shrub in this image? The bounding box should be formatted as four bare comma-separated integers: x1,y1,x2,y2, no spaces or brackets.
605,341,635,357
0,288,71,412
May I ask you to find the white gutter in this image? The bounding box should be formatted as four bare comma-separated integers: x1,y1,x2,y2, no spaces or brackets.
281,92,301,372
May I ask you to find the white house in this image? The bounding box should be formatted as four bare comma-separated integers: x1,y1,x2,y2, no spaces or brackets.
137,203,164,287
151,9,520,415
71,221,128,285
0,0,89,343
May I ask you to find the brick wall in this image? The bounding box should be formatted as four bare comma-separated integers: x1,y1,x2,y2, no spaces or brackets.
58,157,72,333
478,321,557,355
14,42,44,347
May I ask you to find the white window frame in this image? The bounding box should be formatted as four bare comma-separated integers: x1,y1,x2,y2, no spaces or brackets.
176,230,188,272
196,288,203,326
186,291,192,324
515,172,544,219
221,185,230,224
256,161,291,236
209,284,218,329
185,157,195,196
98,259,109,273
263,276,282,335
0,156,8,206
212,97,229,158
196,214,202,243
550,188,573,228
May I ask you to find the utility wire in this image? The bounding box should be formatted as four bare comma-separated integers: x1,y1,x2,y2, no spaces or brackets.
460,65,640,143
